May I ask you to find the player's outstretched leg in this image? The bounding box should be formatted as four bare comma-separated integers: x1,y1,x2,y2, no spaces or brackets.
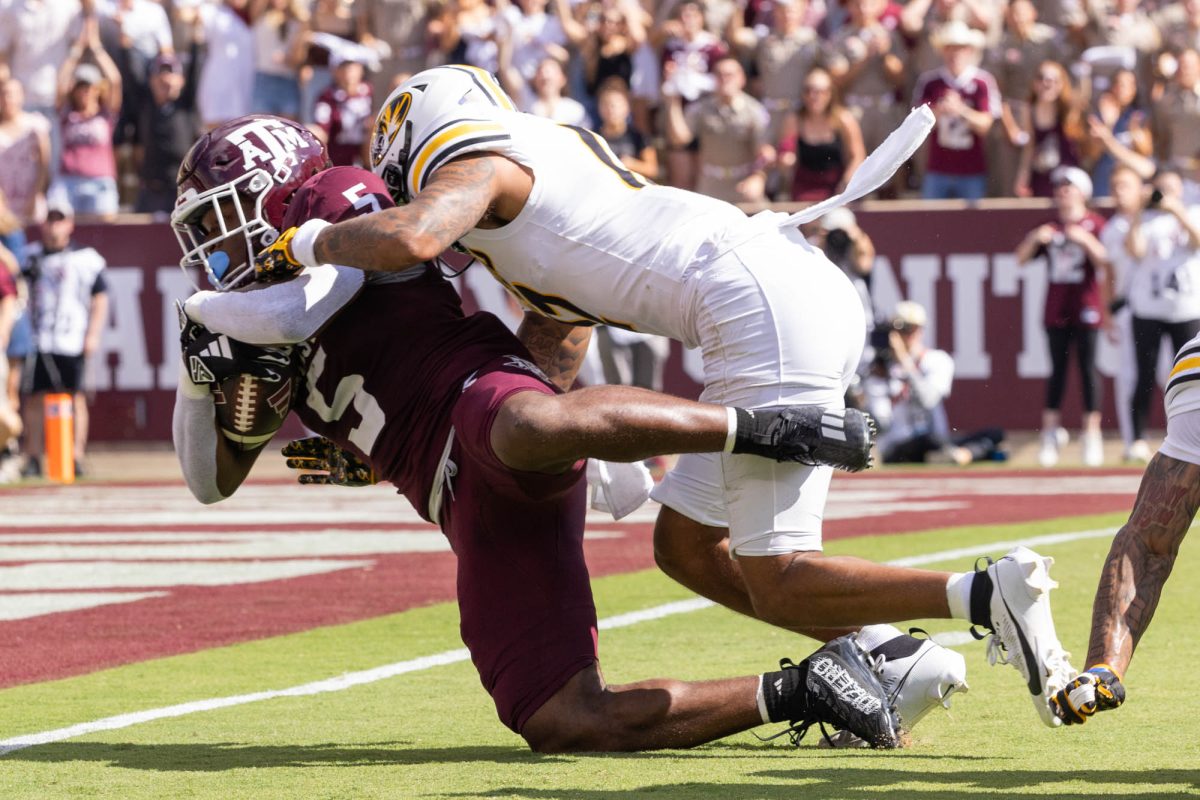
520,636,900,753
730,406,877,472
822,625,969,747
972,546,1075,727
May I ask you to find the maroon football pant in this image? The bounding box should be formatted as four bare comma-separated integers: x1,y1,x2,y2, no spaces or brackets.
441,361,598,733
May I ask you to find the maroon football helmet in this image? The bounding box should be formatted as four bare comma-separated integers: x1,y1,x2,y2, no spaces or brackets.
171,114,330,290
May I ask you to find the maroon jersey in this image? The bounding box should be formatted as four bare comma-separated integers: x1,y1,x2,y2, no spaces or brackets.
913,67,999,176
281,167,528,517
1037,211,1106,329
276,167,598,729
313,82,374,167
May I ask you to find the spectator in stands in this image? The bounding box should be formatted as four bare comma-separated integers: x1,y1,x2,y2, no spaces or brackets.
363,0,436,101
596,80,658,179
132,40,205,216
582,1,648,119
197,0,255,129
658,0,728,190
665,56,771,204
1124,169,1200,458
1153,49,1200,171
914,21,999,201
303,0,370,122
751,0,823,145
96,0,173,160
0,0,84,174
0,185,28,470
901,0,996,81
775,67,865,201
1099,164,1151,462
313,52,374,168
250,0,310,120
826,0,905,158
54,19,122,218
1084,0,1160,88
866,300,1006,465
0,76,51,225
498,0,585,85
1087,68,1152,197
1156,0,1200,56
0,194,20,481
1015,60,1085,198
501,50,591,126
1015,166,1110,467
19,197,108,479
986,0,1063,198
428,0,500,74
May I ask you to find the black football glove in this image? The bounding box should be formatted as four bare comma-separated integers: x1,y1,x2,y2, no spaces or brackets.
176,300,294,387
1051,664,1126,725
282,436,377,487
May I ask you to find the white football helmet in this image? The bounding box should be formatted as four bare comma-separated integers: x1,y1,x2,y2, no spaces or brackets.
368,65,515,204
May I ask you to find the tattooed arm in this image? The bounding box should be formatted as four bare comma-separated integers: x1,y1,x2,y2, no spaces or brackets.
517,312,593,392
1086,453,1200,673
311,153,521,270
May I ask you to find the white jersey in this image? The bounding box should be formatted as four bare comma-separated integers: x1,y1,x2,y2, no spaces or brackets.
1127,209,1200,322
1099,212,1136,299
407,105,772,347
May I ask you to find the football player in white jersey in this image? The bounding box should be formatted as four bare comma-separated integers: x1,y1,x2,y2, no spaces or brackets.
1050,333,1200,724
254,65,1075,729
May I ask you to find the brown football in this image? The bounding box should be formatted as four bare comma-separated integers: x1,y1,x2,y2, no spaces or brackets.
213,372,295,451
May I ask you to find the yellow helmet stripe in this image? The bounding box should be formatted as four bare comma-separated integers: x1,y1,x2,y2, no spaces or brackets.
447,64,516,111
409,121,507,197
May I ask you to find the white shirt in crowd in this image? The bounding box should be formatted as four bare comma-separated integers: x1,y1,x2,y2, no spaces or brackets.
0,0,83,110
870,347,956,457
197,2,255,127
1127,207,1200,323
25,242,106,356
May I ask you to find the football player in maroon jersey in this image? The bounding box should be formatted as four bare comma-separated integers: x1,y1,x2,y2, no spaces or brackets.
169,115,905,752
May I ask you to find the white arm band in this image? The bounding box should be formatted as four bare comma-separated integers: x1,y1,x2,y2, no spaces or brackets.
172,363,227,505
290,218,331,269
184,263,364,344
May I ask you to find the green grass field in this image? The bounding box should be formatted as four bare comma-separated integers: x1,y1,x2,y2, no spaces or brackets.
1,512,1198,799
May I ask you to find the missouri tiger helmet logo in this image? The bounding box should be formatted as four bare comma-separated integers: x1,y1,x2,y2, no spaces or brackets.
370,91,413,169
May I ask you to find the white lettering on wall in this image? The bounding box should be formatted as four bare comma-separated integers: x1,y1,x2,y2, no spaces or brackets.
947,254,990,379
901,255,941,344
157,267,195,389
94,268,153,391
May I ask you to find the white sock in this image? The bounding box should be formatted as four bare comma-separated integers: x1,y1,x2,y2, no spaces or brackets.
755,674,770,723
856,623,903,652
945,572,974,621
723,406,738,453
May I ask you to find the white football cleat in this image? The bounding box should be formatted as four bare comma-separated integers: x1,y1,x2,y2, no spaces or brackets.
821,626,968,748
981,546,1076,727
1082,432,1104,467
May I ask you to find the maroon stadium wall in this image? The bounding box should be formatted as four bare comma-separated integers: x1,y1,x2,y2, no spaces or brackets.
76,204,1149,442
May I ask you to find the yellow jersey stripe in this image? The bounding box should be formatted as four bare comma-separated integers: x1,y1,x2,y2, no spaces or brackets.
1169,355,1200,380
409,121,507,196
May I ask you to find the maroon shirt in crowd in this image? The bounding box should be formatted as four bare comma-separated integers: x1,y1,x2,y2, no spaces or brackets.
914,66,999,176
313,82,374,167
1037,211,1107,329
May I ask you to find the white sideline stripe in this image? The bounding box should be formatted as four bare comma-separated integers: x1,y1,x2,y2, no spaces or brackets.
0,526,1118,756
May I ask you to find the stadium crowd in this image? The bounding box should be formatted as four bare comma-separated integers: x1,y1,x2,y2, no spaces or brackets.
1,0,1199,216
4,0,1200,479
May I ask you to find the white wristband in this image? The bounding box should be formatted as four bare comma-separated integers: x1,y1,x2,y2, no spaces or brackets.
290,218,332,268
724,406,738,453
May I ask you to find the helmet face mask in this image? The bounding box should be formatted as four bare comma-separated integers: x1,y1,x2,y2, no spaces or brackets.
172,168,279,291
173,114,329,291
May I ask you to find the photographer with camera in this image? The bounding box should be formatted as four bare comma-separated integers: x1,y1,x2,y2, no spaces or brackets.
1124,168,1200,454
865,300,1005,465
1015,166,1111,468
